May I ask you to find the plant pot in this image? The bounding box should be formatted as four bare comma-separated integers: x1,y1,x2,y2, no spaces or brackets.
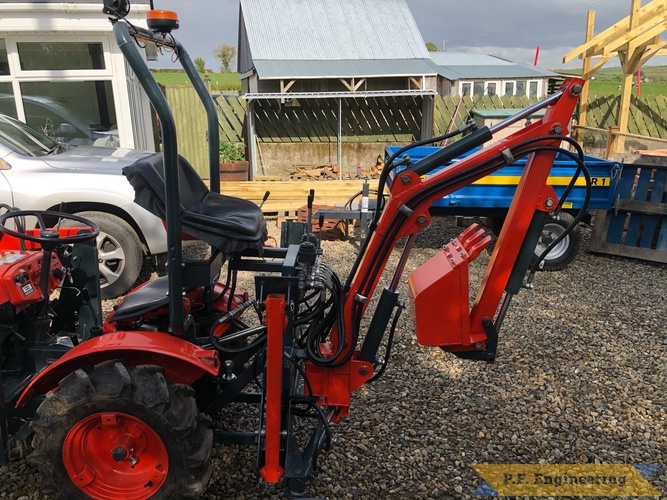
219,161,249,181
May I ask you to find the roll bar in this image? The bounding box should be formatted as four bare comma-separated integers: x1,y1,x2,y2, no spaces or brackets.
112,19,222,334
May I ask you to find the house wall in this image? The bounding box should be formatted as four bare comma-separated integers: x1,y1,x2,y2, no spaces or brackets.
444,77,550,98
0,3,154,150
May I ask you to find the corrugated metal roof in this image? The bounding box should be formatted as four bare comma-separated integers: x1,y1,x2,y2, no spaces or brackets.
240,0,429,61
0,0,149,3
429,52,557,80
437,64,557,80
253,59,437,79
430,52,513,66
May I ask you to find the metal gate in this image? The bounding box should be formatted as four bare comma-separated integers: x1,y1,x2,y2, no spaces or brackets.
589,153,667,264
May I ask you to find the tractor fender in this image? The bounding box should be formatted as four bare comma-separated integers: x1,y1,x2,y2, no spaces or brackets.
16,331,220,408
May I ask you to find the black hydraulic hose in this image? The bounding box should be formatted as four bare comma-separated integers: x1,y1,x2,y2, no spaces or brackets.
343,121,476,291
354,135,584,319
289,396,332,450
367,303,404,383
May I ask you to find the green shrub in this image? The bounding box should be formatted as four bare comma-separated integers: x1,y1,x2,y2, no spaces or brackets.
219,141,245,162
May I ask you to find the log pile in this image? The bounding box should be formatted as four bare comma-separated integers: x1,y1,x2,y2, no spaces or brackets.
289,164,340,180
288,155,385,180
356,155,384,179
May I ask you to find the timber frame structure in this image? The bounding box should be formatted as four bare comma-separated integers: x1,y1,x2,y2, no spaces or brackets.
563,0,667,154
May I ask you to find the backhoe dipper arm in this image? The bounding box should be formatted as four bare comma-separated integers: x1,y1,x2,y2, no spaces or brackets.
340,78,584,362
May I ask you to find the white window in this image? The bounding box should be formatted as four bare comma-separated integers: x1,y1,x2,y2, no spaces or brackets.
0,36,120,146
504,81,515,96
528,80,540,97
461,82,471,97
516,80,527,97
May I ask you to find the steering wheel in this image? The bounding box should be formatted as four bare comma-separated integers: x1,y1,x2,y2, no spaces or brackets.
0,210,100,245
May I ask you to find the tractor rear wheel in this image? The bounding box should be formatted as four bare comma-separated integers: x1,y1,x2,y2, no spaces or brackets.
30,361,213,499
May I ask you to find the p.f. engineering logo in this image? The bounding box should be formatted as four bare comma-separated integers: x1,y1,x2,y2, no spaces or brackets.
471,464,661,496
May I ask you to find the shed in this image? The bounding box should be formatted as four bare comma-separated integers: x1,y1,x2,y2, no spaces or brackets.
237,0,438,177
0,0,154,150
430,52,559,99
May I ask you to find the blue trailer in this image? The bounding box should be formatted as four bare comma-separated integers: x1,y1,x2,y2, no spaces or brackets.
385,146,622,270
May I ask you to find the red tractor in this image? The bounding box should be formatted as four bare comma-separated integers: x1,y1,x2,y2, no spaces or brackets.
0,3,592,498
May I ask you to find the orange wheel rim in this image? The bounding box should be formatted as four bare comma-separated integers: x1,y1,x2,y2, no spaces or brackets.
62,412,168,500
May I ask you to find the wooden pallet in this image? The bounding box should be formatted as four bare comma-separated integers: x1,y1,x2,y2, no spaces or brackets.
206,179,378,214
589,153,667,264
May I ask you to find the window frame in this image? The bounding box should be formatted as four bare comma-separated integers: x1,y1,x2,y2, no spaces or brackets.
7,36,114,79
0,35,120,134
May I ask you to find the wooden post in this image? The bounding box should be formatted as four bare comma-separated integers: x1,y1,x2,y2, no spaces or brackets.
617,0,642,154
246,99,256,180
578,11,596,134
421,94,434,140
606,125,621,158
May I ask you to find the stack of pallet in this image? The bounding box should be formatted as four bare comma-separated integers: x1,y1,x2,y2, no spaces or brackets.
214,179,377,216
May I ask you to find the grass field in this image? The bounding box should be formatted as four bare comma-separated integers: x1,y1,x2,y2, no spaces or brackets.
151,71,241,92
558,65,667,96
150,66,667,96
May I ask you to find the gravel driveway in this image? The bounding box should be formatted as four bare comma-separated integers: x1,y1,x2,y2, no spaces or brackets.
1,217,665,499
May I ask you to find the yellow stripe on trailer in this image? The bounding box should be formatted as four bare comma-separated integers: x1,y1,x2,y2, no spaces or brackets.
472,176,611,187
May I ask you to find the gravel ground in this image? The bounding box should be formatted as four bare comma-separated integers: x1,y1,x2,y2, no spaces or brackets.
1,216,666,499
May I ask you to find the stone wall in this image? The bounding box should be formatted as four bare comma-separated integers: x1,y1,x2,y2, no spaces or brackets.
253,142,410,178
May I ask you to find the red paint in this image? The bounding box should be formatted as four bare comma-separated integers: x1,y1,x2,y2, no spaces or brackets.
0,228,92,250
260,294,285,483
16,331,219,407
534,45,540,66
338,77,583,368
63,412,168,500
0,250,63,306
409,224,491,348
304,356,374,422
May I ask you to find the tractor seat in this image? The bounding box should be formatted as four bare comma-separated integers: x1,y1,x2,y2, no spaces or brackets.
123,152,267,254
111,276,170,321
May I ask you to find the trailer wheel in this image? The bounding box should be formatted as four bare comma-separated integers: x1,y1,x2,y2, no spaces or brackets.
491,214,580,271
532,213,580,271
30,361,213,499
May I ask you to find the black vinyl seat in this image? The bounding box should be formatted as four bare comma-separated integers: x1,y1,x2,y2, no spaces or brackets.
123,152,267,254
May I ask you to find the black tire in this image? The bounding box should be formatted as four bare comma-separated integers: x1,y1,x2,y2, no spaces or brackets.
63,212,143,299
30,361,213,499
532,212,580,271
490,214,580,271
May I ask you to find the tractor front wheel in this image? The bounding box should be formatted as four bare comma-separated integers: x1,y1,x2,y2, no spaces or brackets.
30,361,212,499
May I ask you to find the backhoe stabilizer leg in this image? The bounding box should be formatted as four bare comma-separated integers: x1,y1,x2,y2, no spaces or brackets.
260,294,286,483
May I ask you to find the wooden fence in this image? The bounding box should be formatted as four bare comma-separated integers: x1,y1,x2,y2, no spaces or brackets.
164,86,667,177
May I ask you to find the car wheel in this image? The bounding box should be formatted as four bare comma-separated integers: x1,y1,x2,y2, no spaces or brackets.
64,212,143,299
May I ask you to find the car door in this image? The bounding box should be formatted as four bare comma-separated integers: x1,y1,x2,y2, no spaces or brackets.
0,168,13,207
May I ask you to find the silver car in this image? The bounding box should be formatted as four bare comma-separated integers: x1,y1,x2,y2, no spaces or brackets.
0,113,167,298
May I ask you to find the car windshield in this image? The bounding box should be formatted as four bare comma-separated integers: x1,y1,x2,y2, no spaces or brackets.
0,114,59,157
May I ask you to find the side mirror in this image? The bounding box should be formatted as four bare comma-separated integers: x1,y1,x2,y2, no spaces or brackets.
56,123,78,138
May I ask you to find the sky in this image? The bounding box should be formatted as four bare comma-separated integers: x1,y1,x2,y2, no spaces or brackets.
149,0,663,71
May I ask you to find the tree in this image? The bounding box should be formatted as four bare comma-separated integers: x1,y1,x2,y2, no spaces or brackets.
194,57,205,73
425,42,439,52
213,44,237,73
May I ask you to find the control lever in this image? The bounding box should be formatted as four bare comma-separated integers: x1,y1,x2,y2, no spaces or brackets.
318,213,325,250
259,190,270,210
307,189,315,235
